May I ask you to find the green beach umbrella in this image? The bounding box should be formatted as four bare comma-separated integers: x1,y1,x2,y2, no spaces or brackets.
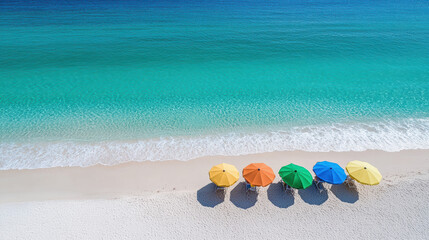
279,163,313,189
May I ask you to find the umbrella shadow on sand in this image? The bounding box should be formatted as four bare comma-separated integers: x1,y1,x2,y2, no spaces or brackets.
230,182,257,209
298,185,328,205
197,183,226,208
267,182,294,208
330,184,359,203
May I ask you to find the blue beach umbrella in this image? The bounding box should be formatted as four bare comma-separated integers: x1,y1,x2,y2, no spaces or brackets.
313,161,347,184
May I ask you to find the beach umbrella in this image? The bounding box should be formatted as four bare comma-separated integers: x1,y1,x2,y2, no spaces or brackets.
346,161,382,185
279,164,313,189
313,161,347,184
243,163,275,187
209,163,240,187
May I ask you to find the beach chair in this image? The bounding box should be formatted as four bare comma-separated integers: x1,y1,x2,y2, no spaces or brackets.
345,176,357,189
245,182,257,193
313,177,326,193
215,186,226,192
281,180,294,195
214,185,226,198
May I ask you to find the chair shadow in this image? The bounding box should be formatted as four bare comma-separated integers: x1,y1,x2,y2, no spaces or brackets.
298,184,328,205
229,182,257,209
330,184,359,203
197,183,225,208
267,182,294,208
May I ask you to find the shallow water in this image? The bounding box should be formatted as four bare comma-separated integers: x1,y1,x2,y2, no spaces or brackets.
1,0,428,168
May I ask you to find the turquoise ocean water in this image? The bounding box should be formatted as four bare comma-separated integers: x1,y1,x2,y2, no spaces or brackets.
1,0,429,169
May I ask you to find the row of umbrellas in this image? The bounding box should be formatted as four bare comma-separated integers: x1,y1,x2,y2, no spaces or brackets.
209,161,382,189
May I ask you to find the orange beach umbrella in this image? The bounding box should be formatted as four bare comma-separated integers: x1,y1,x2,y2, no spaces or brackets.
243,163,275,187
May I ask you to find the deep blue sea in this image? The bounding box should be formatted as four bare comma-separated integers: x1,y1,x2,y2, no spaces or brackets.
1,0,429,169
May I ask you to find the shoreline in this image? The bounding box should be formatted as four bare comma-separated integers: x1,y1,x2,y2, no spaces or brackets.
2,117,429,170
1,149,428,203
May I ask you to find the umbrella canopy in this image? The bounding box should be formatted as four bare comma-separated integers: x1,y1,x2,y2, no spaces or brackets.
313,161,347,184
279,164,313,189
243,163,275,187
346,161,382,185
209,163,240,187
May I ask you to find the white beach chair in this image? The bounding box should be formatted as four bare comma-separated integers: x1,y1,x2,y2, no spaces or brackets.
215,186,226,192
345,176,357,189
313,178,326,193
214,185,226,198
281,180,294,195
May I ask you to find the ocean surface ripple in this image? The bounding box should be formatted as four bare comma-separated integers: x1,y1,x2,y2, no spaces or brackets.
1,0,429,169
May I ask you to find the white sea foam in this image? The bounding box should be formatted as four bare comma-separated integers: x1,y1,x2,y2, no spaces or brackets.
1,118,429,170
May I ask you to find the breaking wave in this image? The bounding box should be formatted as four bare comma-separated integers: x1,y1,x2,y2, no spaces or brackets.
1,118,429,170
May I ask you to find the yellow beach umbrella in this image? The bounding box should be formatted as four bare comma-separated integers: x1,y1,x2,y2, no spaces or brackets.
209,163,240,187
346,161,382,185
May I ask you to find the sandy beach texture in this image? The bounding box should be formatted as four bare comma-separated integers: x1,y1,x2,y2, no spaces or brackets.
1,150,429,239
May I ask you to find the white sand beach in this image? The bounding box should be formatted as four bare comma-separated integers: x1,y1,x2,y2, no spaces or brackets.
1,150,429,239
